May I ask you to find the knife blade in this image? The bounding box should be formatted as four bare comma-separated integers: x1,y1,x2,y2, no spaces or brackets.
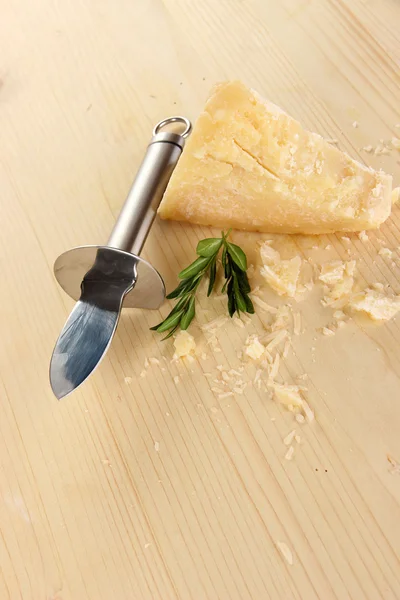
50,117,191,399
50,247,137,398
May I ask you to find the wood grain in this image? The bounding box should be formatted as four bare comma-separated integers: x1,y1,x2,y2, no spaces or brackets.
0,0,399,598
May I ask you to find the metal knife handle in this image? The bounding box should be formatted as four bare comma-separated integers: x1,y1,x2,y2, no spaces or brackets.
107,116,191,256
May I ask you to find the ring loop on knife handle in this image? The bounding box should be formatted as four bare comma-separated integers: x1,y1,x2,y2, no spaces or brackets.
107,117,191,256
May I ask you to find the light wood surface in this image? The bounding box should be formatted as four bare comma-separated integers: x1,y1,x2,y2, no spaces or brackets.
1,0,400,598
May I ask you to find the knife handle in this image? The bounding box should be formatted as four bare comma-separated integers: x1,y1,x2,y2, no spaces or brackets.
107,117,191,256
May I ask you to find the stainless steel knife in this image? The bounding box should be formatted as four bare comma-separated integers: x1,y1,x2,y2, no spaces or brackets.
50,116,192,399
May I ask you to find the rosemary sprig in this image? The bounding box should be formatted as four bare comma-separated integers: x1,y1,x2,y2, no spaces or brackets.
150,230,254,339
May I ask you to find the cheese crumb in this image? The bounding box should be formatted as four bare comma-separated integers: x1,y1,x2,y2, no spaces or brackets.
293,312,302,336
260,243,301,298
321,260,356,306
358,230,368,242
149,357,160,365
391,137,400,150
173,375,180,384
277,541,294,565
245,335,265,360
218,391,234,399
284,446,295,461
319,261,346,284
378,247,393,258
283,430,297,446
173,330,196,357
154,441,160,452
362,145,373,153
295,413,305,424
124,376,132,384
349,288,400,321
302,399,315,423
333,310,346,320
251,295,278,314
352,121,359,128
322,327,335,337
273,384,303,408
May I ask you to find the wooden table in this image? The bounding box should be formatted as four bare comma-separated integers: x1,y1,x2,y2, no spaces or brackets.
1,1,399,598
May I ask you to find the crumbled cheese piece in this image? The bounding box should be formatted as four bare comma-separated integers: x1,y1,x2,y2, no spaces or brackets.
234,318,245,328
254,369,262,384
211,386,225,394
358,230,368,242
277,541,294,565
154,441,160,452
391,137,400,150
295,435,302,444
371,282,384,291
233,387,244,395
149,357,160,365
319,261,346,284
297,373,308,381
173,375,180,384
374,143,390,156
245,335,265,360
124,376,132,384
321,260,356,306
272,305,292,331
293,312,302,336
349,288,400,321
322,327,335,337
362,145,373,153
352,121,359,128
333,310,346,320
284,446,295,461
265,329,288,351
173,330,196,357
251,295,278,314
218,391,234,399
387,455,400,475
201,316,228,332
295,414,305,424
302,399,315,422
378,247,393,258
269,354,280,380
283,430,297,446
273,384,303,408
260,243,301,298
140,370,146,378
144,358,150,368
282,340,291,358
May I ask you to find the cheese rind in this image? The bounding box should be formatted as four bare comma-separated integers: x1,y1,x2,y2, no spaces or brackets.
158,81,392,234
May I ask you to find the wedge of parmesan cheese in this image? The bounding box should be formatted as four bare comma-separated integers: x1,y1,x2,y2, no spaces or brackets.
349,288,400,321
158,81,393,234
260,243,301,297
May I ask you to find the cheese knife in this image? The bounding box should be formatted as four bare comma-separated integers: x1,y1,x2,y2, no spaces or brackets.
50,117,191,399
